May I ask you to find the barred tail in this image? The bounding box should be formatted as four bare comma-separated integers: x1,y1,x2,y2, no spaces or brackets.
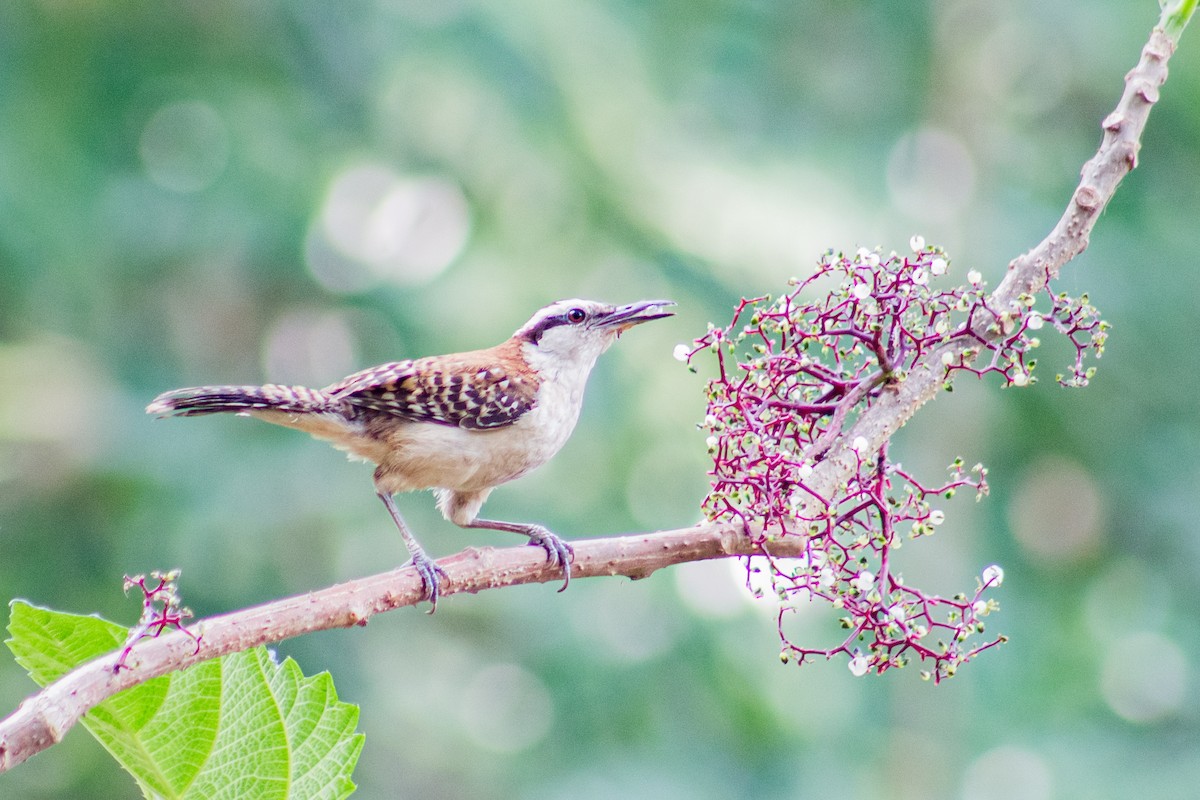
146,384,333,417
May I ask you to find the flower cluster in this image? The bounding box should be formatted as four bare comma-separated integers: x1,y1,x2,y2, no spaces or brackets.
682,243,1104,681
113,569,198,673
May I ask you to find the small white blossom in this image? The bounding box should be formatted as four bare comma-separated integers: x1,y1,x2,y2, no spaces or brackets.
1011,371,1029,387
851,570,875,593
982,564,1004,586
856,246,871,261
852,282,872,300
888,605,906,623
866,252,881,267
1027,313,1045,330
912,268,928,286
972,600,988,617
930,257,948,276
967,269,982,285
848,654,870,677
928,509,945,525
934,318,949,335
941,351,956,366
851,435,869,453
706,435,719,450
797,463,814,480
673,343,690,362
910,234,925,252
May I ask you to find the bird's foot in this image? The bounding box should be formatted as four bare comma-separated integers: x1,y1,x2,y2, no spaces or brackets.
407,551,449,613
525,525,574,592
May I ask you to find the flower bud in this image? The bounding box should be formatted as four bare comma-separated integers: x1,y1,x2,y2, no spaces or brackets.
851,571,875,593
848,654,870,677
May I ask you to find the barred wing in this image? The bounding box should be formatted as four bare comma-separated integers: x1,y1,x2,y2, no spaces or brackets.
327,353,539,430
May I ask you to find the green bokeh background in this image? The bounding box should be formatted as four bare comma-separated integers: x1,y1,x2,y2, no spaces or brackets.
2,1,1198,798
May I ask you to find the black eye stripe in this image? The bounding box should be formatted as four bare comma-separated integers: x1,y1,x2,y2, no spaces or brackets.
524,307,591,343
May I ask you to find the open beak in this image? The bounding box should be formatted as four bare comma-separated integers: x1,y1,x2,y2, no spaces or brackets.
594,300,676,333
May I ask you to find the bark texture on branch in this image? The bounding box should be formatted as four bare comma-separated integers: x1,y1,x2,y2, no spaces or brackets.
805,23,1176,503
0,521,768,772
0,11,1188,777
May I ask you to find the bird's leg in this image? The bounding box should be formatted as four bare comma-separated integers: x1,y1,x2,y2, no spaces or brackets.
377,492,448,612
462,519,574,591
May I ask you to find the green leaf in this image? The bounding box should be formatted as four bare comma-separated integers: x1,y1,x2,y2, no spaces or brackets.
1161,0,1198,43
6,601,364,799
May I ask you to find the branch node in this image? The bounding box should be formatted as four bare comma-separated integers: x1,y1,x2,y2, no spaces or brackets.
1122,140,1141,169
1074,186,1101,210
1144,35,1172,62
1135,81,1161,103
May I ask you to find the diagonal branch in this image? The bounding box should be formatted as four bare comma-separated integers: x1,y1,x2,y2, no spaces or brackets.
1,1,1192,778
803,13,1184,504
0,521,759,773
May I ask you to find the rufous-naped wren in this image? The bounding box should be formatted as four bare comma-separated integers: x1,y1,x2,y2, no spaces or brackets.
147,299,675,608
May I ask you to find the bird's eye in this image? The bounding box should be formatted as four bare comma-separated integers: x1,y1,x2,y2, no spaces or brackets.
566,307,587,324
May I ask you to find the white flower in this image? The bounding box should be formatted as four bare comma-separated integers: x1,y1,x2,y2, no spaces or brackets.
851,570,875,593
967,269,982,285
797,463,814,480
912,268,928,286
888,605,906,623
1011,371,1029,387
856,246,871,261
972,600,988,617
928,509,945,525
818,567,835,588
851,435,869,453
934,318,949,335
910,234,926,252
673,343,690,362
866,252,881,267
930,257,948,276
982,564,1004,586
941,351,956,366
848,654,870,677
706,436,719,450
851,282,872,300
1027,313,1045,330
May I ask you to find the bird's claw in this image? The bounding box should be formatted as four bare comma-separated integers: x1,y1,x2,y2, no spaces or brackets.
526,526,574,592
408,551,449,613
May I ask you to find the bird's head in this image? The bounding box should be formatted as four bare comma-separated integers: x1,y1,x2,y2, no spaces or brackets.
515,298,675,371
